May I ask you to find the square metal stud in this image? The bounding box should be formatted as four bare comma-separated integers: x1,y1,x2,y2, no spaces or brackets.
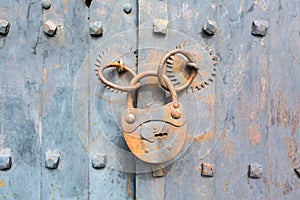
203,19,218,35
0,149,12,170
153,18,168,35
92,154,107,169
152,167,165,177
45,151,60,169
201,163,215,177
248,163,262,178
251,20,269,37
89,21,103,37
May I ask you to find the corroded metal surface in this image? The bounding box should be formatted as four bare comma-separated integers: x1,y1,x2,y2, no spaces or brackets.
121,71,187,164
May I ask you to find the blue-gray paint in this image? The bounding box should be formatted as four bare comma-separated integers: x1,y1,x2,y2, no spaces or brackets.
0,0,299,199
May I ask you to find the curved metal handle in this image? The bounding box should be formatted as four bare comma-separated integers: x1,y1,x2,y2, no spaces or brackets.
157,49,198,92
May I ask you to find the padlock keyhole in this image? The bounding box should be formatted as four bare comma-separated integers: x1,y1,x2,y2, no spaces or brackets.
154,132,168,138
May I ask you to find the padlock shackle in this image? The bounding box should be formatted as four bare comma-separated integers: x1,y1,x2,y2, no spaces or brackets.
127,71,178,108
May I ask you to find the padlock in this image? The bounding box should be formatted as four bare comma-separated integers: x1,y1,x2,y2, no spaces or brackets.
121,71,187,164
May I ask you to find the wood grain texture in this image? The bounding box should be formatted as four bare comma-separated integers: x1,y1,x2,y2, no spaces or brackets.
0,0,299,199
135,0,169,200
88,1,136,199
268,0,300,199
0,1,42,199
214,0,270,199
41,1,89,199
164,1,217,200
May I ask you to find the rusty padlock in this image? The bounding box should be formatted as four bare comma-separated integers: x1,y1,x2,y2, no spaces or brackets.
121,71,187,164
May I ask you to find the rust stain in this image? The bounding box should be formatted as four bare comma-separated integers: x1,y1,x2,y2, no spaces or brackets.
220,129,227,141
206,94,215,106
260,76,267,110
0,179,5,188
276,89,290,127
188,131,215,142
53,64,60,69
42,69,47,84
223,141,236,160
249,111,256,121
127,176,132,196
219,130,236,160
205,94,215,116
288,138,297,165
124,134,144,154
248,125,261,145
63,0,70,13
269,98,275,126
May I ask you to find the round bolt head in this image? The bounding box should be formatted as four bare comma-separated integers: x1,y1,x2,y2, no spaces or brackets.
152,126,158,133
43,20,57,36
41,0,51,9
0,19,10,36
144,148,150,153
171,109,182,119
125,113,136,124
123,3,132,14
204,19,217,35
167,145,173,150
173,102,180,108
89,21,103,37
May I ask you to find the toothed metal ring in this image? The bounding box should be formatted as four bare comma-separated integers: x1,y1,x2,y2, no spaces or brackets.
157,49,199,92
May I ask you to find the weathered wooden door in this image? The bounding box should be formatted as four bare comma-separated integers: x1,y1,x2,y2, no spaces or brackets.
0,0,299,199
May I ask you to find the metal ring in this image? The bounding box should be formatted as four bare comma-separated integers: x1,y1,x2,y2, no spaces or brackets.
157,49,198,92
97,62,140,92
127,71,178,108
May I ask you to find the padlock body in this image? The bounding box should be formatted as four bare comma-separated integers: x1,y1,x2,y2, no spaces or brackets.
121,102,187,164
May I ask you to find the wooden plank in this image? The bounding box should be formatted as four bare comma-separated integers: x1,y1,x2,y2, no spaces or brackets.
0,1,42,199
268,1,300,199
164,1,217,199
41,1,89,199
88,1,136,199
135,0,169,200
214,0,270,199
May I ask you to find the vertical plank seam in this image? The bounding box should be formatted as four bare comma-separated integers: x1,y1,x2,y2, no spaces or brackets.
87,4,91,200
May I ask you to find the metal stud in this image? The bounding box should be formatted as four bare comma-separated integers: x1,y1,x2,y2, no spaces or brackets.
43,20,57,36
89,21,103,37
125,113,136,124
203,19,218,35
153,18,168,35
123,3,132,14
152,167,165,177
41,0,51,9
251,20,269,37
0,149,12,170
171,109,182,119
0,19,10,36
201,163,215,177
45,151,60,169
92,154,107,169
248,163,262,178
